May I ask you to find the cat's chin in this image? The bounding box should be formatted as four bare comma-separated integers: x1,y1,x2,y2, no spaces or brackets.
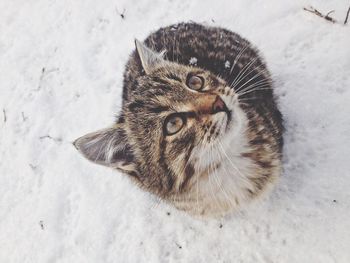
220,99,246,139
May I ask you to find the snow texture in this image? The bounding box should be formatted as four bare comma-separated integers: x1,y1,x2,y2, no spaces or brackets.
1,0,350,262
189,57,198,65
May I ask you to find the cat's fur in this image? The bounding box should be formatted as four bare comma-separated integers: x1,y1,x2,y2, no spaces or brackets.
74,23,283,217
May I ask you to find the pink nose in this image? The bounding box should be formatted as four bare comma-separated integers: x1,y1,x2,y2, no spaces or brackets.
212,96,227,114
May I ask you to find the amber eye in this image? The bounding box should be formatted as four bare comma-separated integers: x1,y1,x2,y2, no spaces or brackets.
187,75,204,91
164,114,185,136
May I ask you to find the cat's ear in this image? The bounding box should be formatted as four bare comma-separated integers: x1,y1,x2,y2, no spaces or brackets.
73,125,137,175
135,39,166,74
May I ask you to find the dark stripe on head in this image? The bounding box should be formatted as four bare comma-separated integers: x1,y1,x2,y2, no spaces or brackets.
151,76,171,87
178,144,195,192
251,175,269,192
159,139,175,192
147,106,170,114
172,130,196,153
255,160,273,169
249,137,269,146
128,100,145,112
117,115,125,123
166,73,182,82
241,152,273,169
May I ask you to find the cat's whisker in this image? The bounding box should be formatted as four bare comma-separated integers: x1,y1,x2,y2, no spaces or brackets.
234,69,271,94
229,57,259,90
209,145,235,209
196,162,200,215
150,196,162,210
229,52,272,95
216,142,253,205
237,84,273,98
218,141,249,185
229,43,250,75
238,96,261,101
207,146,226,212
213,147,238,199
238,86,274,97
213,144,244,203
231,63,271,90
170,148,197,210
214,144,237,209
195,152,201,215
231,64,268,93
236,80,271,97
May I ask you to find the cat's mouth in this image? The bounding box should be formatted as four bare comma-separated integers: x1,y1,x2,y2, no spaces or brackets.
219,92,238,132
212,96,232,131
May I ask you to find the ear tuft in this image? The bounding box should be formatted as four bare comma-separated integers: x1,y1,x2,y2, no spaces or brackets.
74,126,137,174
135,39,166,74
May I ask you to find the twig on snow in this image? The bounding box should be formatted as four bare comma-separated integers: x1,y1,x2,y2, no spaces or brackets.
35,67,46,91
39,220,44,230
116,7,126,19
345,6,350,24
33,67,59,92
175,242,182,249
325,10,336,22
303,6,337,23
39,135,62,142
29,164,37,170
3,109,6,123
303,6,323,18
304,5,350,25
21,112,28,122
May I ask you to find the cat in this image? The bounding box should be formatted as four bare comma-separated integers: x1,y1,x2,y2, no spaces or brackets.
74,22,283,217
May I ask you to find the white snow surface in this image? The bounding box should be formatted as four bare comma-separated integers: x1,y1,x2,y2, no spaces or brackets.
1,0,350,262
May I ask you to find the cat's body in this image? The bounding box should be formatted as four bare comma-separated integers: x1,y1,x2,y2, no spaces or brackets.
74,23,283,217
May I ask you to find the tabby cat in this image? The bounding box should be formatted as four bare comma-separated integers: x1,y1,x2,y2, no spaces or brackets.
74,22,283,217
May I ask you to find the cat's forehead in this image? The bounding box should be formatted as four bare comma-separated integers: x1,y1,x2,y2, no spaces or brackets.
149,63,204,82
134,64,222,95
130,65,189,96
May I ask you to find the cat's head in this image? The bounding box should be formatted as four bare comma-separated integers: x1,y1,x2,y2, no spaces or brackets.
74,40,246,203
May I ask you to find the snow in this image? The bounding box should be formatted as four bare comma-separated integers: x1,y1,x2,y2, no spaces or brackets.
1,0,350,262
189,57,198,65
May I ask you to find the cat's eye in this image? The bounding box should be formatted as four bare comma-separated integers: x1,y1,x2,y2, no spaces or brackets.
164,114,185,136
187,75,204,91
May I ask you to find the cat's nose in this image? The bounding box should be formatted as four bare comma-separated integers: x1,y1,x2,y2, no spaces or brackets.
212,96,227,114
193,95,228,115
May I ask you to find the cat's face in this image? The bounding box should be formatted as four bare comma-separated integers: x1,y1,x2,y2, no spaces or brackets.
74,40,246,208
